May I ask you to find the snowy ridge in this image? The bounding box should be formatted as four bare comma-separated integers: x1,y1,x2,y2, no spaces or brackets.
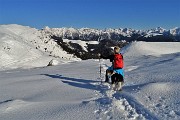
0,24,80,70
122,41,180,57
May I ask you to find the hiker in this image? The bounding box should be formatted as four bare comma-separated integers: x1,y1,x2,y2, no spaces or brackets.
98,46,124,91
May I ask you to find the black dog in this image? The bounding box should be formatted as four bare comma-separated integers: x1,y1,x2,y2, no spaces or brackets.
107,70,124,91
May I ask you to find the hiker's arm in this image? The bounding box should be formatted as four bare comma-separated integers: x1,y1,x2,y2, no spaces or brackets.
99,54,114,62
100,54,109,59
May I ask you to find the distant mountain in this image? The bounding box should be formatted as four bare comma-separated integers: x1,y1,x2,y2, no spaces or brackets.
42,26,180,42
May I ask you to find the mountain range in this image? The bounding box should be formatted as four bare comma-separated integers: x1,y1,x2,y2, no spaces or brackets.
42,26,180,42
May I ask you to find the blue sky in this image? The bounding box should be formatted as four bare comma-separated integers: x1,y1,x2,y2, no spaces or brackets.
0,0,180,30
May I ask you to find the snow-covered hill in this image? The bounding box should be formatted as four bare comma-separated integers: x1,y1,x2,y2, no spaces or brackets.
0,40,180,120
122,41,180,57
0,24,80,70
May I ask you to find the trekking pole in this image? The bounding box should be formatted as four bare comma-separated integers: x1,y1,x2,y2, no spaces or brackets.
99,58,102,84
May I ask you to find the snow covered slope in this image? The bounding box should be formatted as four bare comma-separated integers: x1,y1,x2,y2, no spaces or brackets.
122,42,180,119
0,24,79,70
0,41,180,120
122,41,180,57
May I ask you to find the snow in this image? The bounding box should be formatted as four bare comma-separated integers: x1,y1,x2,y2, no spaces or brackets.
122,41,180,57
0,24,80,71
47,59,59,66
63,39,99,52
0,25,180,120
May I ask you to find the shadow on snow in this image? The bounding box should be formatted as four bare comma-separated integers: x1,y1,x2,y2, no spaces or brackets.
41,74,99,91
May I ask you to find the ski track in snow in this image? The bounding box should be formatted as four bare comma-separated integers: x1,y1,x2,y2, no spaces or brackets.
92,60,159,120
91,55,180,120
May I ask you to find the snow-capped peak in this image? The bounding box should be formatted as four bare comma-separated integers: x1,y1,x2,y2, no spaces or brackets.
169,27,180,36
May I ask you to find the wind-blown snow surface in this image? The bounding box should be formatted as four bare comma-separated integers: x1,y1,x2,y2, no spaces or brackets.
0,41,180,120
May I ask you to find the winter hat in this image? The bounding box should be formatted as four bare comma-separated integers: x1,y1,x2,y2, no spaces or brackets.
114,46,120,53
